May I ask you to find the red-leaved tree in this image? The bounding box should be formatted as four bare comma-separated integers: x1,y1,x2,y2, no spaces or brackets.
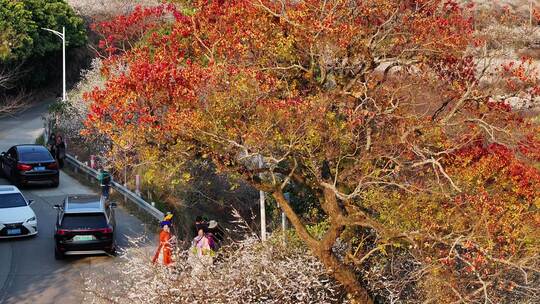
84,1,540,302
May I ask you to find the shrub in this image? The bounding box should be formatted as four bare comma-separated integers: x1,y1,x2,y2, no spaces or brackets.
84,236,347,304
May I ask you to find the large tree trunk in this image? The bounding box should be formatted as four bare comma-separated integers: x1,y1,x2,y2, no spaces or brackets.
317,247,373,304
272,191,373,304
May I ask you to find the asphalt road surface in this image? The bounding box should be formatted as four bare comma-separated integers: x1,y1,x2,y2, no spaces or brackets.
0,104,152,304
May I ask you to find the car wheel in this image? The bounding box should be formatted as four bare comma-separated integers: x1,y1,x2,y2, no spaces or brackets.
107,245,117,257
54,247,64,260
16,178,26,189
51,180,59,188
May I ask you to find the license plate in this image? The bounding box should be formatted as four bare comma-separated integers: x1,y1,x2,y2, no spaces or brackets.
7,228,21,235
34,166,45,171
73,235,94,242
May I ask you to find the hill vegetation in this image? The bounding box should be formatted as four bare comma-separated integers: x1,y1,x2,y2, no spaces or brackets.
0,0,87,115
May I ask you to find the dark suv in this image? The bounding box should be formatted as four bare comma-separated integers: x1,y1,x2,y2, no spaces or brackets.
54,195,117,259
0,145,59,187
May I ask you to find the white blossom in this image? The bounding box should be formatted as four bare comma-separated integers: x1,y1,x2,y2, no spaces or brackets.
85,235,347,304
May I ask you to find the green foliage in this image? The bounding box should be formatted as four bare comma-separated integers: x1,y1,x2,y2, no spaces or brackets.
48,99,68,114
24,0,87,56
0,0,35,61
0,0,86,62
306,220,330,240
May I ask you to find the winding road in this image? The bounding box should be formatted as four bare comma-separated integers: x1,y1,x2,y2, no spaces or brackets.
0,103,151,303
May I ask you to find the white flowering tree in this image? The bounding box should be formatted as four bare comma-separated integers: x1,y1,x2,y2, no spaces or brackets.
85,235,348,304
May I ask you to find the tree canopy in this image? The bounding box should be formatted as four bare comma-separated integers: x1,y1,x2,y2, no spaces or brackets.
0,0,86,62
84,1,540,302
0,0,35,61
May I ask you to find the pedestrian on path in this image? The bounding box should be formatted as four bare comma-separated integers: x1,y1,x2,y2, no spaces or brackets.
195,215,208,234
47,132,57,156
189,227,213,275
152,220,175,266
55,135,66,168
206,220,221,250
192,228,211,257
98,168,112,199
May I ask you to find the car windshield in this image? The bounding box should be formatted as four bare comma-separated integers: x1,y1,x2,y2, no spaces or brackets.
19,150,53,162
61,213,107,229
0,193,28,208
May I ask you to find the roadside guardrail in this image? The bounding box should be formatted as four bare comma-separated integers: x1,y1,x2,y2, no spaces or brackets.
42,117,164,222
64,154,164,221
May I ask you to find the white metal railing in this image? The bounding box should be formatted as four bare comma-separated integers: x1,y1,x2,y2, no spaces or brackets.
64,154,164,221
43,117,163,221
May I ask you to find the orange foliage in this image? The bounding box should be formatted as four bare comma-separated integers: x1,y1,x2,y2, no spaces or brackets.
84,0,540,302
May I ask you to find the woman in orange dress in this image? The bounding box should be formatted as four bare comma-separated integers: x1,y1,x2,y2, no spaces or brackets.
152,222,173,266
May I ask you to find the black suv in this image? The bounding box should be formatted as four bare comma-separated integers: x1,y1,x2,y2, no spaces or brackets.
0,145,59,187
54,195,117,259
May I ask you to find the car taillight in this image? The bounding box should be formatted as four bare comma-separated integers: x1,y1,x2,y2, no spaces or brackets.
57,229,68,235
100,227,113,233
17,163,32,171
47,162,58,169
